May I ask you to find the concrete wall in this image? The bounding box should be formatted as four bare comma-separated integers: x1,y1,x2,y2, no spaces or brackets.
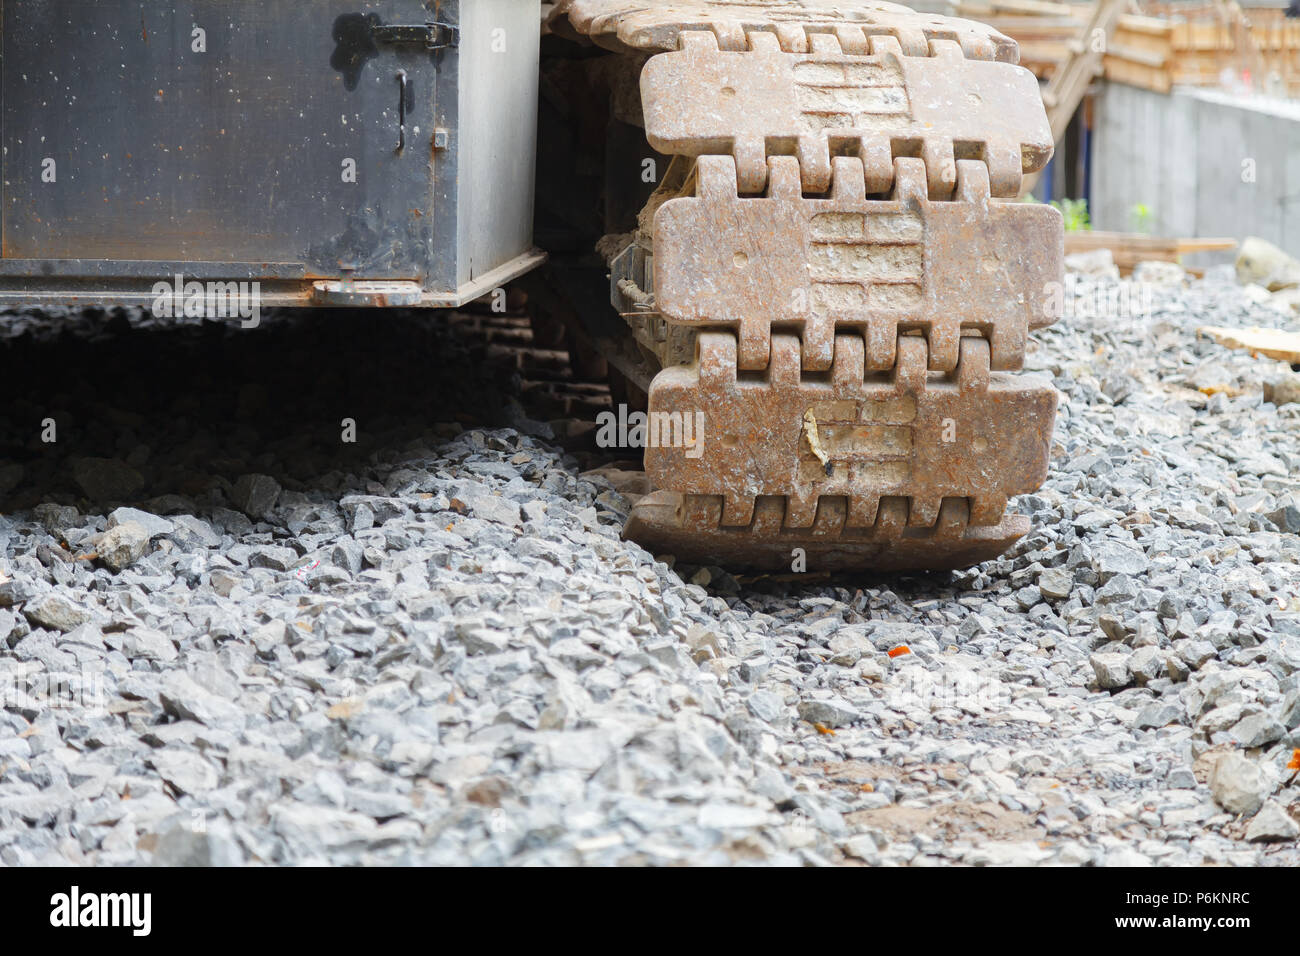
1092,82,1300,261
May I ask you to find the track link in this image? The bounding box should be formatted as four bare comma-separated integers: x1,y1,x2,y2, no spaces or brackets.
557,1,1064,571
641,30,1051,198
644,331,1055,527
655,155,1059,373
553,1,1021,62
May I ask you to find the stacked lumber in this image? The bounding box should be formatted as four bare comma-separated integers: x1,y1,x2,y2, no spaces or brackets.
1064,231,1238,273
1039,0,1127,141
955,0,1081,74
955,1,1300,96
1018,0,1126,194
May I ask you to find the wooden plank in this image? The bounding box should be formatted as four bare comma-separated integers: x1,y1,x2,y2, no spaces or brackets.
1119,14,1179,35
1102,55,1172,92
1067,231,1235,252
1197,326,1300,364
1175,238,1241,254
988,0,1077,16
1106,42,1168,67
1111,28,1173,60
1066,232,1236,274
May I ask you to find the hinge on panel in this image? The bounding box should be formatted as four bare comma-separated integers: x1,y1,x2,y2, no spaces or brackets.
372,21,459,50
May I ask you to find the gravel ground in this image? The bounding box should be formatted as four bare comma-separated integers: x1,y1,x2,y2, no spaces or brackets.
1,266,1299,866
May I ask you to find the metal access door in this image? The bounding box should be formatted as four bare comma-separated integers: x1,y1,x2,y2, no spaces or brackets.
1,0,448,280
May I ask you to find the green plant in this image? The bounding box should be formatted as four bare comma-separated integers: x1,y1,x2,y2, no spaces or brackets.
1130,203,1153,234
1049,197,1091,232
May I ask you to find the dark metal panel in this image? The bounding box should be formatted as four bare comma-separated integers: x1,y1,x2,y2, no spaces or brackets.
426,0,460,296
0,258,307,278
2,0,445,279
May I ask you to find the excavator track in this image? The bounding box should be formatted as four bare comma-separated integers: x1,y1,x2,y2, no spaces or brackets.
552,0,1063,572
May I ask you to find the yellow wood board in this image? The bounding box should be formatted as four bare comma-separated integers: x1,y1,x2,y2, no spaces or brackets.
1198,326,1300,364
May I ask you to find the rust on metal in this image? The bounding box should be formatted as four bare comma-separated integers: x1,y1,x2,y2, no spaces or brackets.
559,0,1065,572
654,155,1060,373
624,492,1034,572
641,32,1052,196
643,332,1056,531
311,280,425,308
553,0,1021,62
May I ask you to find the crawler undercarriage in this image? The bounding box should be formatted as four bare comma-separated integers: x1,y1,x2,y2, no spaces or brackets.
540,0,1063,571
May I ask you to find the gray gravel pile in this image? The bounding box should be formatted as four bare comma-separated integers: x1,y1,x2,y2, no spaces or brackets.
0,269,1298,866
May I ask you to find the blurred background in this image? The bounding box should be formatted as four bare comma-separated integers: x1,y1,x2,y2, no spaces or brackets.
930,0,1300,273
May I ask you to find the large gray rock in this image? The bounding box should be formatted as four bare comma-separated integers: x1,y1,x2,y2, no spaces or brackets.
747,690,786,724
1177,640,1218,670
167,514,223,550
1209,753,1271,815
121,627,177,663
1090,652,1131,689
1129,645,1164,685
231,473,281,520
1263,375,1300,409
330,538,363,574
1093,542,1149,582
1236,235,1300,290
96,521,150,572
1229,713,1285,749
1134,702,1182,730
1281,689,1300,730
470,495,521,529
1095,574,1139,606
248,545,296,571
1266,494,1300,534
107,506,174,539
827,631,872,665
0,575,39,607
1245,800,1300,843
159,672,244,729
1037,567,1073,601
797,698,861,728
151,750,219,794
22,593,91,633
